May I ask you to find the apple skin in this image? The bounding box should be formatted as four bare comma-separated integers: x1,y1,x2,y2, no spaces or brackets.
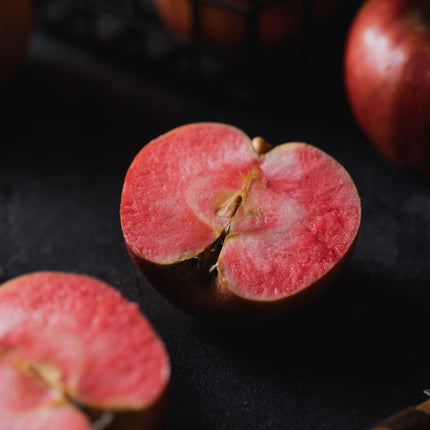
0,0,32,83
154,0,339,50
127,237,358,325
344,0,430,175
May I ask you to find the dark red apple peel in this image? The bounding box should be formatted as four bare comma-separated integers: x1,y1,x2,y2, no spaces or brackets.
121,123,361,324
344,0,430,175
0,272,170,430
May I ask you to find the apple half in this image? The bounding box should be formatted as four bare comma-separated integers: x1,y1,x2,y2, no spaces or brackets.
121,123,361,323
0,272,170,430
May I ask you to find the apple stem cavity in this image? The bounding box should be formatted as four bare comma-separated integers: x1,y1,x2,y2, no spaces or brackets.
252,137,273,154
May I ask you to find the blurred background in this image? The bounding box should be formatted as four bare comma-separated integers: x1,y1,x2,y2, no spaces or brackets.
29,0,363,121
1,1,429,429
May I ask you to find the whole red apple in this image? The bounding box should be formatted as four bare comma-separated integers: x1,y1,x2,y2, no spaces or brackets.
120,123,361,324
0,272,170,430
344,0,430,175
0,0,31,83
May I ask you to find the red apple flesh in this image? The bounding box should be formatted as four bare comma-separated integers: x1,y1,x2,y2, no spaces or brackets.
120,123,361,324
0,272,170,430
344,0,430,175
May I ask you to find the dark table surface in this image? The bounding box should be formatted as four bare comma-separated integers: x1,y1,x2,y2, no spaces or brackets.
1,19,430,430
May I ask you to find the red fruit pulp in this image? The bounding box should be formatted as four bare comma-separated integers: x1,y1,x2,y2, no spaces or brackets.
220,143,360,300
0,272,170,429
121,123,361,311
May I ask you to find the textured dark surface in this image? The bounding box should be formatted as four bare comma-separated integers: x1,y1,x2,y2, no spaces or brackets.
1,26,429,430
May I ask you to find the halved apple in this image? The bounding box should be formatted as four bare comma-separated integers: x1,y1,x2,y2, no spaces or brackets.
0,272,170,429
121,123,361,323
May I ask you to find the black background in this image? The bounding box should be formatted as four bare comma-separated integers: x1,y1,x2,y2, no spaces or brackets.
1,2,429,429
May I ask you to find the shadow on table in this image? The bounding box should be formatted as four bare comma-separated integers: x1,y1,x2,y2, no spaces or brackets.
202,267,429,385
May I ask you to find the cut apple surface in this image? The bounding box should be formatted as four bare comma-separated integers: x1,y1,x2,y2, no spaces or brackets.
121,123,361,322
0,272,170,430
